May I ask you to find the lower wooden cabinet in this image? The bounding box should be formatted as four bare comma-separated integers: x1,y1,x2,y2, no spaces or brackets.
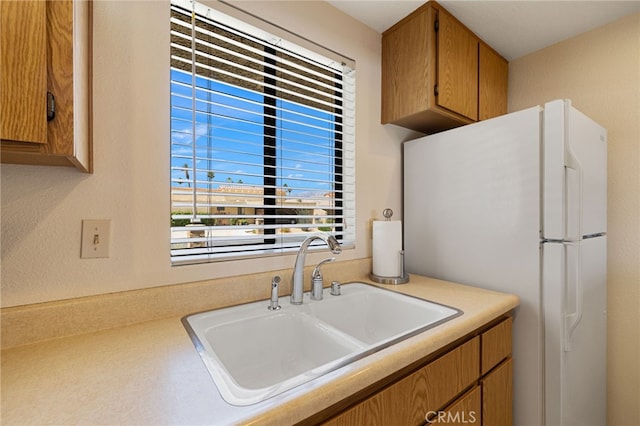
430,386,481,425
319,317,513,426
481,316,512,375
481,317,513,425
323,338,479,425
482,358,513,426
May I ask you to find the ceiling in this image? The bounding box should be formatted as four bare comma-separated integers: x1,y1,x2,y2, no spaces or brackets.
326,1,640,60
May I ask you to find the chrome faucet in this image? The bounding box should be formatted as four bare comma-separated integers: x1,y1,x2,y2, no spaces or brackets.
291,233,341,304
311,257,335,301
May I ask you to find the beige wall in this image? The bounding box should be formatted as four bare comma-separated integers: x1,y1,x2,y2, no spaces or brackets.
3,3,637,423
0,1,419,307
509,13,640,426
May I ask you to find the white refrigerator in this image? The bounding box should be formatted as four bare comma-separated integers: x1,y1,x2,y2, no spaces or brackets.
403,99,607,426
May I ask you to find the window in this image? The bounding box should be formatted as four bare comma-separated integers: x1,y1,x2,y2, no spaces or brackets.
170,0,356,265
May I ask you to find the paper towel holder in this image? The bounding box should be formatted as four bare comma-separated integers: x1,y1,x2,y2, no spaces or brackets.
370,250,410,284
370,208,410,284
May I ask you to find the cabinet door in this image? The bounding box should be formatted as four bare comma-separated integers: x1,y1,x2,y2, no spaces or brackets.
436,10,478,121
0,1,48,144
381,7,432,124
429,386,481,425
1,0,92,172
479,43,508,120
323,337,479,426
482,357,513,426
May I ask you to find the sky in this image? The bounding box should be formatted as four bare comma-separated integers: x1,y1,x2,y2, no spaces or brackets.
170,68,340,203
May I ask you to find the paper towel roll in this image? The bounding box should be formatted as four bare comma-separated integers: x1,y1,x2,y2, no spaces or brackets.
372,220,403,277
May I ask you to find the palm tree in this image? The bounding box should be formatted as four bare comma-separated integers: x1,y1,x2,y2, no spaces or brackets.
207,171,215,219
183,163,190,188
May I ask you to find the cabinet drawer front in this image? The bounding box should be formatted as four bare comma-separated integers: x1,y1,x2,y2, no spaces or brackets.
324,337,480,426
481,317,512,375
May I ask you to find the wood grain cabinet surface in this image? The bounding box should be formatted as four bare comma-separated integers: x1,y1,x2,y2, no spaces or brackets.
479,43,508,121
318,316,513,426
381,0,507,133
323,337,480,425
481,316,512,375
481,317,513,426
1,0,92,172
430,386,481,425
0,1,48,145
482,357,513,426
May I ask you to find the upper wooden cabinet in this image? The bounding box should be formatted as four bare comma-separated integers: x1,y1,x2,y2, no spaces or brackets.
436,9,478,122
381,1,508,133
1,0,92,173
0,1,48,145
479,42,508,121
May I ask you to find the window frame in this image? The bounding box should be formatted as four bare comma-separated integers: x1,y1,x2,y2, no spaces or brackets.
169,0,356,265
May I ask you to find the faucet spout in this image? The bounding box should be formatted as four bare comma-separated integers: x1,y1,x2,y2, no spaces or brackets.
291,233,341,305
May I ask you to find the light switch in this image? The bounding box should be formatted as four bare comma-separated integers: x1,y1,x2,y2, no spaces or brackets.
81,220,111,259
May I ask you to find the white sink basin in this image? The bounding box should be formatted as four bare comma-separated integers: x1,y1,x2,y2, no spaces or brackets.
182,282,461,406
306,284,459,345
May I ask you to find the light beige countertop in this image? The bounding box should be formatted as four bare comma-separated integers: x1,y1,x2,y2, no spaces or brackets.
1,275,519,425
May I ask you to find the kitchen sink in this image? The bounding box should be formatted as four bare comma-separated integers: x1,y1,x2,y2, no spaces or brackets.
306,284,460,345
182,282,462,406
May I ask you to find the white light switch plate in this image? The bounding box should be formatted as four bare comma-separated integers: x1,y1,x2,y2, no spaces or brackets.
81,220,111,259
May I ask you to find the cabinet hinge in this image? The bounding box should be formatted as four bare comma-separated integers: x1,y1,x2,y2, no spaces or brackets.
434,19,439,32
47,92,55,121
434,84,439,97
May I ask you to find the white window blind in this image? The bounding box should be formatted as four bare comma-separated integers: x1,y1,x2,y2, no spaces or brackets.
170,0,356,265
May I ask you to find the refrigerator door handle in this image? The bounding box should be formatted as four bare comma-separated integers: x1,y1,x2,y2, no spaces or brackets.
564,242,583,352
565,141,583,242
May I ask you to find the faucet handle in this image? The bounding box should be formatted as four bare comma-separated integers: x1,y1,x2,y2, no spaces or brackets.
330,280,341,296
311,258,335,301
312,257,335,279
